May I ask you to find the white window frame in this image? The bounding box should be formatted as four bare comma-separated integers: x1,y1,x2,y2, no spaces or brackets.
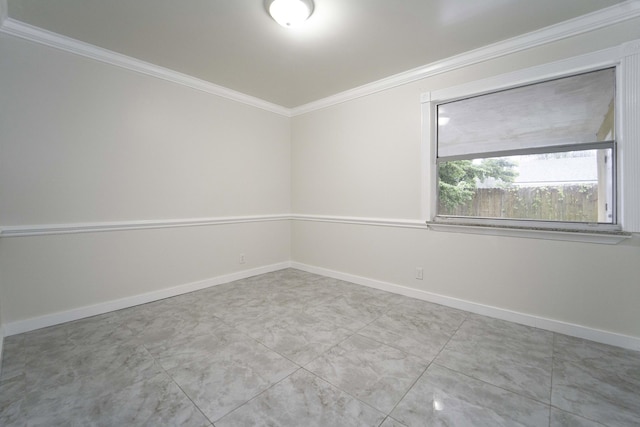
421,40,640,244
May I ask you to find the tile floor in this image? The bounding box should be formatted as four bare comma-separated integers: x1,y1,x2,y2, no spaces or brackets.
0,269,639,426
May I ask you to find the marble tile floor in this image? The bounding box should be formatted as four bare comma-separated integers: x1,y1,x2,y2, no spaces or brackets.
1,268,639,426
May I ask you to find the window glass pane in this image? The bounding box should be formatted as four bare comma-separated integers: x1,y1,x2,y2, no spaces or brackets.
437,68,615,158
437,149,614,224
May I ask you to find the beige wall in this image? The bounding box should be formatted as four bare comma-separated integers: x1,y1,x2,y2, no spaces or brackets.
0,222,290,323
0,34,291,325
291,17,640,339
0,38,291,224
2,15,640,342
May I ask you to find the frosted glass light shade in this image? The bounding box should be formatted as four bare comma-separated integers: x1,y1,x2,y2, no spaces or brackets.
268,0,314,28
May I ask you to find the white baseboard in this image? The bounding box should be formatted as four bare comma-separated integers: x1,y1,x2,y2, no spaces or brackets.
3,261,292,336
291,262,640,352
4,260,639,352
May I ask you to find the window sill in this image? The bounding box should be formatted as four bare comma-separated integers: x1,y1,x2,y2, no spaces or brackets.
426,222,631,245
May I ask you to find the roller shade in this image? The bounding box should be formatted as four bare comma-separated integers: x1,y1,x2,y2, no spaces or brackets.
437,68,615,159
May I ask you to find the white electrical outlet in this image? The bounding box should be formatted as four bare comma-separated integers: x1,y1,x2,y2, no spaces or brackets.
240,253,246,264
415,267,423,280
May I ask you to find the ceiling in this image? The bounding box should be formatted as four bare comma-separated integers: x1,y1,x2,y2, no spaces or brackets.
4,0,628,108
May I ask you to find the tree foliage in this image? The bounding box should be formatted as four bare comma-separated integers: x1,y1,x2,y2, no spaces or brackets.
438,158,518,210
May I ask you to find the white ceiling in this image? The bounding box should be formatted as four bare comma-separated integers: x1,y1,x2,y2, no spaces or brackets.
4,0,628,108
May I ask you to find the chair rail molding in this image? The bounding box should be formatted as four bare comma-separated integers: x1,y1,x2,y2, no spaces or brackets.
0,214,291,237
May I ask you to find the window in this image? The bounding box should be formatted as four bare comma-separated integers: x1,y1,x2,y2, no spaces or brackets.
421,41,640,242
436,69,617,230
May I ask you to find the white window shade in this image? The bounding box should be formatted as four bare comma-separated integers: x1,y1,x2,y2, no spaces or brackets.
437,68,615,159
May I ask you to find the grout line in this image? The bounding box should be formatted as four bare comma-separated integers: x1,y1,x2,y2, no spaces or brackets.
549,333,557,426
422,313,560,407
384,312,470,418
213,367,304,423
547,405,609,427
299,367,387,418
133,308,296,425
300,329,357,368
241,273,478,420
209,272,397,418
384,358,430,417
135,291,304,424
212,305,309,369
9,269,631,426
431,359,555,408
294,281,405,368
548,334,609,427
378,416,409,427
144,284,403,425
139,342,214,425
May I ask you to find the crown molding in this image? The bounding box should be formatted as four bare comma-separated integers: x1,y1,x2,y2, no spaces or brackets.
0,18,291,117
0,2,638,117
290,0,640,116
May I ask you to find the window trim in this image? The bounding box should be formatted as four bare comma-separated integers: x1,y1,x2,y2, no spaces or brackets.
435,140,614,163
420,40,640,243
435,145,619,233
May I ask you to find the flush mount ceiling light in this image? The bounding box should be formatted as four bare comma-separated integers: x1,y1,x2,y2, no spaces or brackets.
266,0,314,28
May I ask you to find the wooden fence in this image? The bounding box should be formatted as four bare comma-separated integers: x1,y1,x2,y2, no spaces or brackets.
440,184,599,222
